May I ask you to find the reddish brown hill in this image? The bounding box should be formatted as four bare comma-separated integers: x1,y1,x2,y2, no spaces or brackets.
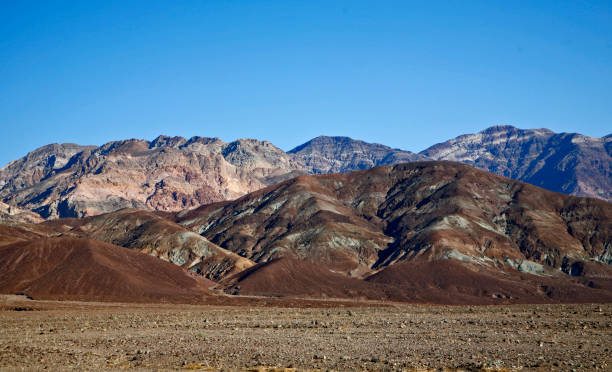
59,208,254,280
0,208,255,281
0,225,44,247
222,256,612,304
366,260,612,304
0,237,213,303
177,162,611,276
223,257,387,300
174,161,612,303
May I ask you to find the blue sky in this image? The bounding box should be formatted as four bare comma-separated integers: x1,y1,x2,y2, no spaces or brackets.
1,1,611,166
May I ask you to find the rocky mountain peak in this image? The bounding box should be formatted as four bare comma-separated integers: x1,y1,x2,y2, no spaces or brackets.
1,142,94,170
222,139,296,169
480,124,554,136
0,142,95,192
184,136,224,147
422,125,612,201
96,138,150,156
149,135,188,149
288,135,428,174
288,135,362,153
149,135,225,150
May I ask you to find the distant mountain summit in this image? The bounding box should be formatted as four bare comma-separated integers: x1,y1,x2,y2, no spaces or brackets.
288,135,428,174
421,125,612,201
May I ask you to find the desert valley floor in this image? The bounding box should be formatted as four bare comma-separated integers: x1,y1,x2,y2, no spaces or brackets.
0,295,610,371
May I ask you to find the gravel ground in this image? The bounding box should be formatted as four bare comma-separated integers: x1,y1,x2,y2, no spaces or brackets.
0,297,610,371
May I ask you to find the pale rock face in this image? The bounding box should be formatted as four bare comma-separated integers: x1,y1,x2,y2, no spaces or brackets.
421,125,612,201
0,136,304,219
0,135,429,220
0,201,44,224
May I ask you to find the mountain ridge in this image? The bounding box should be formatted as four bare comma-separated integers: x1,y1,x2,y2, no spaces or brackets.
1,125,610,220
421,125,612,201
0,136,305,219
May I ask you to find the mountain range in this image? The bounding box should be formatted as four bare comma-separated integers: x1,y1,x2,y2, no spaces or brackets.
0,125,611,304
1,125,610,221
1,161,611,304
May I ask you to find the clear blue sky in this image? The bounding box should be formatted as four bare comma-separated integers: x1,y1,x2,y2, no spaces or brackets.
1,1,611,167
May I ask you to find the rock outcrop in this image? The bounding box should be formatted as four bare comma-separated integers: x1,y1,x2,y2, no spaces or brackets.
0,202,44,225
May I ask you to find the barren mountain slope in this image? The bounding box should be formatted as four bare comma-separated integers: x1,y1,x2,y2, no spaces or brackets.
0,135,429,220
0,225,44,247
0,237,212,303
365,259,612,304
220,255,612,304
0,136,303,219
176,172,394,276
288,135,428,174
421,125,612,201
175,161,612,302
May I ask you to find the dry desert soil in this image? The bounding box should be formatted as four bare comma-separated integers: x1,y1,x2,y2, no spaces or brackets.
0,295,611,371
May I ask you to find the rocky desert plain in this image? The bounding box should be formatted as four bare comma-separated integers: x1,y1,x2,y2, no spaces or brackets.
1,296,611,371
1,127,611,371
